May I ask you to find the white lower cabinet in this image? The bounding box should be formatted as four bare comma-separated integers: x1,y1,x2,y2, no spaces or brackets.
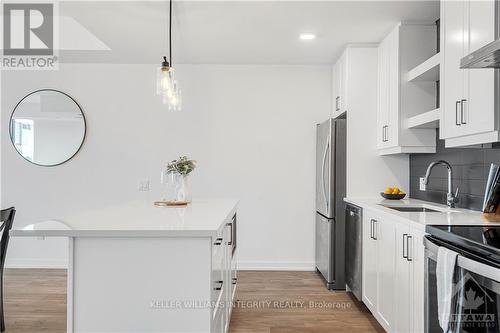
362,209,425,333
362,214,378,310
410,228,425,333
394,221,411,333
211,215,237,333
362,211,395,332
394,222,425,333
375,214,396,330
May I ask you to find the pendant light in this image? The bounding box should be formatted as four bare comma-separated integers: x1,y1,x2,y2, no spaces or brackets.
156,0,181,110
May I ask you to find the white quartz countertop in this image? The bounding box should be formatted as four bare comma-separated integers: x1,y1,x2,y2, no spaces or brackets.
10,199,238,237
344,197,500,228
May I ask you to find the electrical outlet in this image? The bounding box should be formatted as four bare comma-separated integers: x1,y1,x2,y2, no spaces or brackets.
419,177,426,191
139,180,150,192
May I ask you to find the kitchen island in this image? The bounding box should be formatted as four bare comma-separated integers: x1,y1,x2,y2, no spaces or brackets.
11,199,238,333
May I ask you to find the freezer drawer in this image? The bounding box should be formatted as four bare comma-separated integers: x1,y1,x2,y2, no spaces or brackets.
315,213,334,285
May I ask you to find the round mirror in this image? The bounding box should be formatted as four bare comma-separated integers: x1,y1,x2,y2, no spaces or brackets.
9,89,86,166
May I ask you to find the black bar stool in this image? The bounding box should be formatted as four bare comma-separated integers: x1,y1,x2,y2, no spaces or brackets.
0,208,15,332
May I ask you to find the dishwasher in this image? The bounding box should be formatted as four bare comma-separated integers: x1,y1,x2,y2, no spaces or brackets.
345,203,362,301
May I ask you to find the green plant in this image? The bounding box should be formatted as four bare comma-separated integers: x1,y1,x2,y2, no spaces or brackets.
167,156,196,176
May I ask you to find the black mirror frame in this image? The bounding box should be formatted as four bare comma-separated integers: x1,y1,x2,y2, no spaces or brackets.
8,89,87,167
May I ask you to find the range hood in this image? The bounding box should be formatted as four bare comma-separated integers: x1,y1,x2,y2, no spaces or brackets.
460,39,500,68
461,0,500,69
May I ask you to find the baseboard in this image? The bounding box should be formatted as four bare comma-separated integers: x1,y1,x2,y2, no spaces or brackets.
237,260,315,271
5,259,68,269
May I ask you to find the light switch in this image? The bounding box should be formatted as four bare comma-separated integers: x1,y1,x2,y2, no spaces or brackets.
419,177,426,191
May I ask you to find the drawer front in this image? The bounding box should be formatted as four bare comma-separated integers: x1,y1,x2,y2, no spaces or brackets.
212,301,225,333
230,256,237,302
212,233,225,305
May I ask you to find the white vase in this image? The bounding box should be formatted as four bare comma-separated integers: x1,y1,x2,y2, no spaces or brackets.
175,175,191,203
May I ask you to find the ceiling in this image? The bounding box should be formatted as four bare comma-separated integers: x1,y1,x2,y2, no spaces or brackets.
59,1,439,65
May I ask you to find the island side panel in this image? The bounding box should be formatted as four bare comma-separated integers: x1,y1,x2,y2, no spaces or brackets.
71,237,212,332
67,237,74,333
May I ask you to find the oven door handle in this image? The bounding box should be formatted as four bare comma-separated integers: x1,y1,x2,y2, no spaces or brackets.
425,237,500,283
456,255,500,283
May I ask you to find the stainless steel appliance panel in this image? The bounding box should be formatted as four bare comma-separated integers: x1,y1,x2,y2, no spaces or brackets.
315,118,346,290
424,236,500,333
315,213,334,283
345,204,362,301
316,119,335,219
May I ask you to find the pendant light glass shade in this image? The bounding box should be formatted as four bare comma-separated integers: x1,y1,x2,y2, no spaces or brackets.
156,0,182,111
156,64,182,111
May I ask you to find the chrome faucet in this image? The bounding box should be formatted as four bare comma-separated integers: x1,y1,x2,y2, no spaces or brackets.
423,160,459,208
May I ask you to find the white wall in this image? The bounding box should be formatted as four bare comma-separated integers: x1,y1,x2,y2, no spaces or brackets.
343,46,409,197
1,64,331,270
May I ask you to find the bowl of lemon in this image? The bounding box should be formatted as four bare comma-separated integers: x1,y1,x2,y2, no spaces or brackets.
381,187,406,200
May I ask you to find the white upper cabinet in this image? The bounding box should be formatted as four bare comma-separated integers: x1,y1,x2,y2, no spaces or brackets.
441,0,466,140
377,33,392,149
332,50,348,117
440,0,496,147
377,23,437,155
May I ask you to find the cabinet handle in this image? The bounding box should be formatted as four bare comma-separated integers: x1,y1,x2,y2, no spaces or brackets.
455,101,461,126
370,219,374,239
336,96,340,111
461,99,467,124
402,234,408,259
214,280,224,291
227,222,233,246
372,219,378,240
406,235,413,262
214,237,223,246
232,277,237,285
385,126,388,142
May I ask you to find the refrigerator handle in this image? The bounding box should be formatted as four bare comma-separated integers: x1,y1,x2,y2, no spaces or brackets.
321,139,330,213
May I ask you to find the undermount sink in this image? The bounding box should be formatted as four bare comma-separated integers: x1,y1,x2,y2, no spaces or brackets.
378,203,457,213
385,206,440,213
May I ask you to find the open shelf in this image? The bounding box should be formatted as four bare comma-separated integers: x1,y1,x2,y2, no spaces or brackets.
407,53,440,82
407,108,440,129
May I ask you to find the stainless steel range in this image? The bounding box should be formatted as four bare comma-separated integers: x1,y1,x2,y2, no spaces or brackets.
424,225,500,333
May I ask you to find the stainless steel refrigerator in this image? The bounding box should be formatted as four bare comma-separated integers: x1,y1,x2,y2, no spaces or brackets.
315,118,346,290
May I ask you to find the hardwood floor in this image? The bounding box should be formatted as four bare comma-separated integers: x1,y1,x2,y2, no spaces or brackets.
229,271,384,333
2,269,383,332
4,269,66,333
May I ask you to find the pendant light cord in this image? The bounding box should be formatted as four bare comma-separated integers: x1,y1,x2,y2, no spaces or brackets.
169,0,173,67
